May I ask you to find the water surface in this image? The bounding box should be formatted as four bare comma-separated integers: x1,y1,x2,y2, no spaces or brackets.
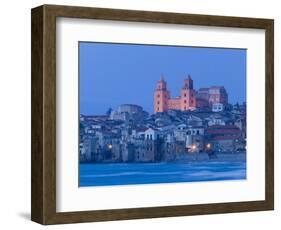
79,161,246,187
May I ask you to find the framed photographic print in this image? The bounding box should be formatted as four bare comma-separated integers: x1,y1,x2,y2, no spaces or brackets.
31,4,274,225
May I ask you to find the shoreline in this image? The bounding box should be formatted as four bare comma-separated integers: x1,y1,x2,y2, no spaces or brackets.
80,151,246,164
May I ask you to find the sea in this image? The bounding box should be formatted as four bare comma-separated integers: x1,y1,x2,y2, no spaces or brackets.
79,161,246,187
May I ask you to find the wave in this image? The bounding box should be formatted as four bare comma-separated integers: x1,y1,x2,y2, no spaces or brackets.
81,170,184,178
80,162,247,186
186,169,246,179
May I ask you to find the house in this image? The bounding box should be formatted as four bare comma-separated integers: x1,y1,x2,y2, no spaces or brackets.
207,114,233,126
206,125,243,152
212,103,224,112
186,115,203,126
110,104,148,121
173,123,205,152
174,124,188,141
80,137,100,162
144,128,161,140
133,139,156,162
185,126,205,152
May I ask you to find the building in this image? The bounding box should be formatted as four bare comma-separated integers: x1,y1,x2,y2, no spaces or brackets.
133,139,157,162
207,115,230,126
154,75,196,113
80,137,100,162
154,75,228,113
185,129,205,153
80,114,109,122
196,86,228,108
212,103,224,112
196,88,209,108
144,128,161,140
205,125,243,152
120,143,135,162
173,124,205,153
110,104,148,121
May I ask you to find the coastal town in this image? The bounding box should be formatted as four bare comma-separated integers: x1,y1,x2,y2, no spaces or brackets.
79,76,246,163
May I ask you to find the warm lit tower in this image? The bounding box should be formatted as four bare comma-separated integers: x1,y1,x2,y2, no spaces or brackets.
180,75,196,110
154,76,170,113
154,75,198,113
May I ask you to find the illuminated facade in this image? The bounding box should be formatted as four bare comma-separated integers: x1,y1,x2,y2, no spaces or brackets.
154,75,228,113
154,75,196,113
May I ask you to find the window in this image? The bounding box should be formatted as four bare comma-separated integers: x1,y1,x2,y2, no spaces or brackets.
184,100,187,103
157,101,160,105
184,93,186,97
157,94,160,98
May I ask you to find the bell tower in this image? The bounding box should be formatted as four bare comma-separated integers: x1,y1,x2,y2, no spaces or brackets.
183,75,193,89
180,75,196,110
154,76,170,113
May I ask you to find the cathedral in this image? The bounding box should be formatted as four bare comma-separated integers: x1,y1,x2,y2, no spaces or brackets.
153,75,228,113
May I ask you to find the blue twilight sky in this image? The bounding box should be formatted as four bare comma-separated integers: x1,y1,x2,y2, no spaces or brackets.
79,42,246,115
